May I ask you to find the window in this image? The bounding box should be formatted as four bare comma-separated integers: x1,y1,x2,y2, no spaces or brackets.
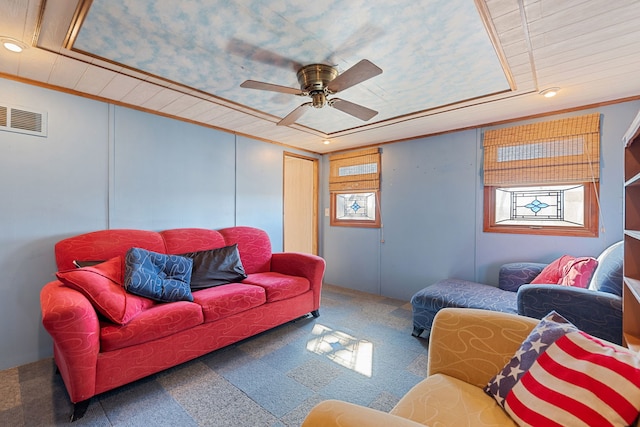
332,191,380,226
483,113,601,237
329,148,381,228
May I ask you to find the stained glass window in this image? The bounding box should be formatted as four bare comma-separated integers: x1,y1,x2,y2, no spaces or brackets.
336,193,377,221
494,185,584,227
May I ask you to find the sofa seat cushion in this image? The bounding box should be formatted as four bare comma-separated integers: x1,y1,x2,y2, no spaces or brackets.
100,301,204,352
192,283,266,323
390,374,517,427
242,272,310,302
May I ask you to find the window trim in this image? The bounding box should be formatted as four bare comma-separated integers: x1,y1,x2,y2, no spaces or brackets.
483,182,599,237
330,190,381,228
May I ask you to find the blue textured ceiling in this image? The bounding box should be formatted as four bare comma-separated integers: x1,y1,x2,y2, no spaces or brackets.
74,0,509,134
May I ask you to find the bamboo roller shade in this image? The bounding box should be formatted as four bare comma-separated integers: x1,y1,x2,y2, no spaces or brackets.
329,147,381,192
483,113,600,186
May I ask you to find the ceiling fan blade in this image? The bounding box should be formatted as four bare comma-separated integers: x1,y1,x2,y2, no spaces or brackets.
323,25,386,65
277,103,312,126
227,38,303,72
327,59,382,93
330,98,378,121
240,80,302,95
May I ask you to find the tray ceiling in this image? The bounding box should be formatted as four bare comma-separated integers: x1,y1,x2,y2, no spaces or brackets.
72,0,510,134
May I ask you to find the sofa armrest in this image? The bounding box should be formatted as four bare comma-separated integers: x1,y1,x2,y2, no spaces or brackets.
498,262,547,291
271,252,326,309
40,281,100,403
517,284,623,345
427,308,537,388
302,400,426,427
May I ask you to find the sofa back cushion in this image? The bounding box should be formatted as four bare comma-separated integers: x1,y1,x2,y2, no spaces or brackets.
55,226,274,276
160,228,226,254
589,241,624,296
218,226,272,274
55,229,165,271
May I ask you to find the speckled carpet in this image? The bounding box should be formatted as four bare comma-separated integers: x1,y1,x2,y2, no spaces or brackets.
0,284,429,426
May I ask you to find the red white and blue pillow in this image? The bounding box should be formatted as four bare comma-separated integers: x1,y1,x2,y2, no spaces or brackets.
505,331,640,426
486,311,640,426
484,311,577,407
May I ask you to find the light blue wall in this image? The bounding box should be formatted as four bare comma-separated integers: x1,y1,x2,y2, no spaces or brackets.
379,130,479,299
2,74,639,371
110,106,237,230
0,80,111,370
235,136,285,251
0,78,316,370
322,101,640,301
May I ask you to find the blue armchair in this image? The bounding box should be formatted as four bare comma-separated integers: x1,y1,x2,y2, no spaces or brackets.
517,241,623,344
411,241,623,344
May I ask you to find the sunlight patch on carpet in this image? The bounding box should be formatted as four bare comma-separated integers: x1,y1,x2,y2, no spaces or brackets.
306,324,373,377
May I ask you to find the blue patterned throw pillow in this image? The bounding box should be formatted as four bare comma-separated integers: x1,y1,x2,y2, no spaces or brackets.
125,247,193,303
484,311,577,408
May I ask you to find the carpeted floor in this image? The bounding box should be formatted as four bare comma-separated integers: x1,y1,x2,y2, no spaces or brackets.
0,284,429,426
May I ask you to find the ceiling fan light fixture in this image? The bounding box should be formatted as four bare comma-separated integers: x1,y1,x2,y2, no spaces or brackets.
1,37,27,53
311,91,326,108
539,87,560,98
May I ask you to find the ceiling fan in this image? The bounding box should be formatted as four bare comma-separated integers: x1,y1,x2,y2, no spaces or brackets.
240,59,383,126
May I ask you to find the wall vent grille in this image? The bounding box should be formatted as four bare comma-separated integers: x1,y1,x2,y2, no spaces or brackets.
0,104,47,137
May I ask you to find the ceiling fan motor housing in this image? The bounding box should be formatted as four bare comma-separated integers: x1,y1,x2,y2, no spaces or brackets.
297,64,338,92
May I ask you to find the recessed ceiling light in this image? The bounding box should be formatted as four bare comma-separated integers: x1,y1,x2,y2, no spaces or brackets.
539,87,560,98
1,37,27,53
323,140,331,145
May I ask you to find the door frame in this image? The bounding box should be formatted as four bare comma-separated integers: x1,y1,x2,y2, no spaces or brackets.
283,152,319,254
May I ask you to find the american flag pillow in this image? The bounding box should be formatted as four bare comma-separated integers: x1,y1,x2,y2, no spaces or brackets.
504,331,640,427
484,311,577,407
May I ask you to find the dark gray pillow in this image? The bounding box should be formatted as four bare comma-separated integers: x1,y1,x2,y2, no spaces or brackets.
73,260,106,268
181,244,247,290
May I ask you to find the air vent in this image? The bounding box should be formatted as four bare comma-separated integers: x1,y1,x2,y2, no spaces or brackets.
0,104,47,137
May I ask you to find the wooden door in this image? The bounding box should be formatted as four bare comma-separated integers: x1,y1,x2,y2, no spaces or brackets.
283,153,318,254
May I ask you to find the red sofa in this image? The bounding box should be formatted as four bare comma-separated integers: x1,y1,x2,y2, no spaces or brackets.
40,226,325,420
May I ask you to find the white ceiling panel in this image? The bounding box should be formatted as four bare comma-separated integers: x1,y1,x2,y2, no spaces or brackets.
15,47,56,82
74,64,115,94
0,49,21,75
140,88,184,111
119,80,164,106
159,94,203,115
47,55,89,88
98,73,142,101
178,100,220,121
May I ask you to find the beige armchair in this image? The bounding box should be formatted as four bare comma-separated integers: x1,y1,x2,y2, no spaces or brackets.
302,308,539,427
